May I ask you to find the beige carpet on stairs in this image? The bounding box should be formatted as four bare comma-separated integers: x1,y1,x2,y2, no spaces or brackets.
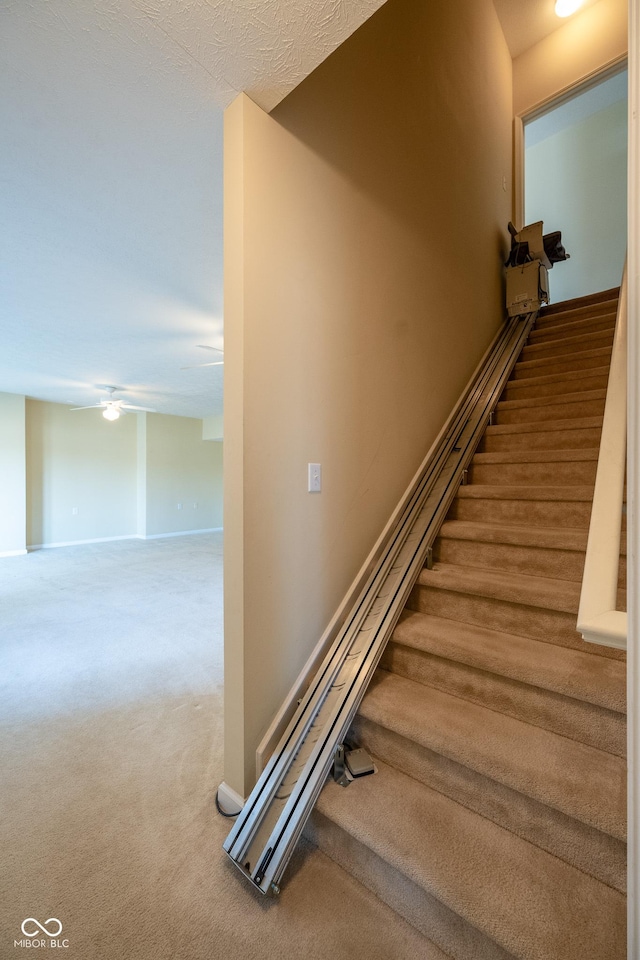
307,286,627,960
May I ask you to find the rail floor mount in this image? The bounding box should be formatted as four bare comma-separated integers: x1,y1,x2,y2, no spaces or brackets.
223,309,536,896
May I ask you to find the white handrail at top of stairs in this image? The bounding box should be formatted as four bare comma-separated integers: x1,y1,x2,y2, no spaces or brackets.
577,264,627,650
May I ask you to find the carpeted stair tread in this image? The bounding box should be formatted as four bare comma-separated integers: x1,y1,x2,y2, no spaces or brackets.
496,387,606,412
479,424,601,454
456,484,594,502
390,609,625,712
417,562,580,614
306,808,514,960
527,314,615,343
383,624,625,755
483,414,602,437
437,518,587,547
349,716,627,894
511,345,612,379
470,449,598,485
519,328,614,362
434,519,626,585
494,394,605,425
408,577,625,660
472,449,598,465
538,290,618,320
501,367,610,401
449,497,591,528
522,325,614,352
436,530,585,584
359,671,625,838
314,757,625,960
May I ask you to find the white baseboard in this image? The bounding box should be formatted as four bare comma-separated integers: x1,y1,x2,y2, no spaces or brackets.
217,781,244,816
28,535,139,550
142,527,222,540
27,528,223,550
0,549,28,558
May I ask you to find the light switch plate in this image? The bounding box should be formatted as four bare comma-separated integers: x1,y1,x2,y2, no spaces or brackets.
308,463,321,493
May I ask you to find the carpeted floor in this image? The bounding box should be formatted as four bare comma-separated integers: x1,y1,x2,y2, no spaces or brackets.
0,534,431,960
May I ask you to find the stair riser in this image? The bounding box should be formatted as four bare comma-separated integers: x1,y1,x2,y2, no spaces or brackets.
511,348,612,380
529,316,615,343
494,397,605,425
407,583,625,660
306,810,514,960
434,538,626,587
393,608,626,709
520,331,614,362
380,643,625,756
408,582,584,648
349,717,627,894
538,300,619,328
501,373,609,402
479,426,601,452
434,536,587,582
448,497,592,527
468,460,597,485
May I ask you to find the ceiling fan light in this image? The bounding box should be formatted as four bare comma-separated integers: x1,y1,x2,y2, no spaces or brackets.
555,0,584,17
103,406,120,421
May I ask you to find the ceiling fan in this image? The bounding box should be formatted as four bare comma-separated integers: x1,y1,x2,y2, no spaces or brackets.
181,345,224,370
71,386,156,421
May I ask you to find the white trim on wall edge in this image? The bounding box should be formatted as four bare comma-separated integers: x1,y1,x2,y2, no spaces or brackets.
142,527,222,540
627,0,639,955
0,549,28,558
217,781,244,816
28,528,223,550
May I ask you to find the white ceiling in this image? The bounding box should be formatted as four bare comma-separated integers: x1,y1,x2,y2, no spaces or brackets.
1,0,385,419
1,0,589,419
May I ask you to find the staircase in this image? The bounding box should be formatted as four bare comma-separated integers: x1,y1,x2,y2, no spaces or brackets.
305,288,627,960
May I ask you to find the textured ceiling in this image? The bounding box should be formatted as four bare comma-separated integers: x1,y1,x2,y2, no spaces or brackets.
2,0,586,419
0,0,385,419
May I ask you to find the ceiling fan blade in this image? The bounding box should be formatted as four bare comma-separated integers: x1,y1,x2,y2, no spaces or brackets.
197,345,224,353
70,405,102,411
120,404,157,412
180,361,224,369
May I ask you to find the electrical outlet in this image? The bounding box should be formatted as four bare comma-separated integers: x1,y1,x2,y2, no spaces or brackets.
193,502,198,509
177,502,182,510
71,507,78,516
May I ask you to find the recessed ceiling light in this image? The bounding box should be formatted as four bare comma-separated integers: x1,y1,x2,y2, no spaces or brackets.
555,0,584,17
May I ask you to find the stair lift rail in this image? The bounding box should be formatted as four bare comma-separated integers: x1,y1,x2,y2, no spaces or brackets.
224,309,537,895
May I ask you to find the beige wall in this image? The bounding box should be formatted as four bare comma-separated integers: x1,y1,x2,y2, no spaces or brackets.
224,0,513,796
145,414,223,536
513,0,627,117
26,400,138,546
24,401,222,547
0,392,26,556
